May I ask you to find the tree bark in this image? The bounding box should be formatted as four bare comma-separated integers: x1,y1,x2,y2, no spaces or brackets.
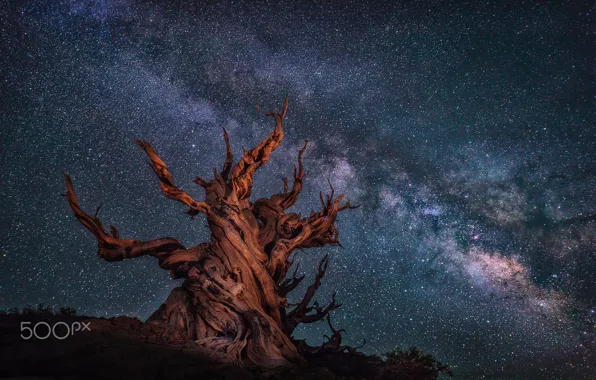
64,98,359,367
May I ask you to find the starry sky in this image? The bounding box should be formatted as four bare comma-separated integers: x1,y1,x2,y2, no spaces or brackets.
1,0,595,378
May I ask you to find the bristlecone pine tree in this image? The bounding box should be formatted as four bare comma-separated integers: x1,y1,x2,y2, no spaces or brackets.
64,98,359,367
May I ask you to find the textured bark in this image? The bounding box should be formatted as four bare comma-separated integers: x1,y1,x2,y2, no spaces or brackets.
64,98,359,367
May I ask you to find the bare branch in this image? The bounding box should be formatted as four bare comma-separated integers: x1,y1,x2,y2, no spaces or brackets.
339,200,360,212
193,176,209,187
300,292,342,324
279,263,305,297
276,184,358,252
322,313,345,349
63,173,203,274
220,128,234,180
136,140,210,217
318,314,365,354
278,140,308,210
283,255,339,334
229,97,289,201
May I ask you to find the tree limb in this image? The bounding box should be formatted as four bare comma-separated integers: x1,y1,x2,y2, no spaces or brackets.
136,140,210,217
278,262,305,297
274,183,359,256
283,255,341,334
229,97,288,201
299,293,342,324
220,127,234,181
318,314,366,354
277,140,308,210
63,173,204,275
293,182,359,249
264,182,358,282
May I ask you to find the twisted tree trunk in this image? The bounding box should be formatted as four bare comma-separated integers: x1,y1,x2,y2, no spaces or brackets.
64,98,358,367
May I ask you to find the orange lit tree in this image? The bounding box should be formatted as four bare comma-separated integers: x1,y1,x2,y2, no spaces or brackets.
64,98,358,367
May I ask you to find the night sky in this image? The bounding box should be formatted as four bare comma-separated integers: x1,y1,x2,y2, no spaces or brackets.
1,0,595,378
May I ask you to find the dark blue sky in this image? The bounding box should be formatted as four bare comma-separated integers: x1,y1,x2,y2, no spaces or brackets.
1,0,595,378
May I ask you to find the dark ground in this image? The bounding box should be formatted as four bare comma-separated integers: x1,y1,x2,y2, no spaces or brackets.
0,313,421,380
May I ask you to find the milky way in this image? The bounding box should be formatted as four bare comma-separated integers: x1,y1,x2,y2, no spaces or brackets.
1,1,595,378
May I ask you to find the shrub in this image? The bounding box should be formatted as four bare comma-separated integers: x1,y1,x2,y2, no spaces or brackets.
377,346,453,380
58,306,77,316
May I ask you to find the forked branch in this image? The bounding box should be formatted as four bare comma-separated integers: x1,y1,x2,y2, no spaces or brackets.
283,255,341,334
63,174,203,274
229,97,288,201
320,314,366,354
279,183,359,252
277,140,308,210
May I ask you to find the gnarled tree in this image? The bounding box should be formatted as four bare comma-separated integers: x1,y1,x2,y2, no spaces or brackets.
64,98,358,367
